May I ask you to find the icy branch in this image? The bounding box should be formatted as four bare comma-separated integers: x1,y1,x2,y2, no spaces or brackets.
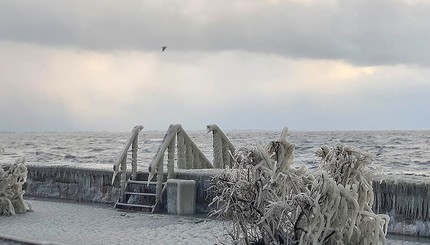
0,158,29,216
210,134,389,244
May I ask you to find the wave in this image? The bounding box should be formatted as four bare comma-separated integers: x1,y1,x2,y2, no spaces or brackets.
1,130,429,174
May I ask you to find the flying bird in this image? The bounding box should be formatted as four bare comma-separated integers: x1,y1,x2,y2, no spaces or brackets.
161,46,167,52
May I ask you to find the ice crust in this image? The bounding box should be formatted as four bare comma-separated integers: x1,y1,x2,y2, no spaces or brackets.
373,173,430,236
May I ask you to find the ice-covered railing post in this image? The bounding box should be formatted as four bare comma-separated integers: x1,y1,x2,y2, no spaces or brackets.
148,124,213,205
207,124,236,168
112,125,143,202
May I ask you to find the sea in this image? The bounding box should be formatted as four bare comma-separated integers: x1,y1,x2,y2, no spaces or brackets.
1,130,429,176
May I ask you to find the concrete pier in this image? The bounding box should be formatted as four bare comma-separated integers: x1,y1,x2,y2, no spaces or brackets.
23,166,430,237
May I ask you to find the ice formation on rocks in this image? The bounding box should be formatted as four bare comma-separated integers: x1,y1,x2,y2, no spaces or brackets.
0,156,29,216
210,130,389,244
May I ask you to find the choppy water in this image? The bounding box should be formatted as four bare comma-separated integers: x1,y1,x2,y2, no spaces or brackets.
1,130,429,175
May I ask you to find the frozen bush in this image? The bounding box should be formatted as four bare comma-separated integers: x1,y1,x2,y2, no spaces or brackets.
0,157,29,216
210,131,389,244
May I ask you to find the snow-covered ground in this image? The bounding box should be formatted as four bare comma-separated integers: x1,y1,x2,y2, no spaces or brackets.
0,198,429,245
0,198,226,245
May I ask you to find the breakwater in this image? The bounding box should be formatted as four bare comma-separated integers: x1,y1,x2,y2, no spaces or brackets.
25,166,219,213
25,166,120,203
24,166,430,237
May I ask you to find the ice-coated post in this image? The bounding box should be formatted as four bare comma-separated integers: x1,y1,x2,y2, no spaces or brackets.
213,131,223,168
120,157,127,202
112,125,143,185
207,124,236,169
222,140,231,168
177,131,186,169
131,135,138,180
185,140,193,169
193,148,201,169
156,152,164,204
167,134,176,179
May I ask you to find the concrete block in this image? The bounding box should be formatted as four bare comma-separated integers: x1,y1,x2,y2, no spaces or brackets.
167,179,196,215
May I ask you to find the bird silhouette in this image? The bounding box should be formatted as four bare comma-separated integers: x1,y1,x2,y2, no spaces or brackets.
161,46,167,52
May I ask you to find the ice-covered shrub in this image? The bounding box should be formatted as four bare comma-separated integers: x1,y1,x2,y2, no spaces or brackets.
0,157,29,216
315,145,390,244
210,131,389,244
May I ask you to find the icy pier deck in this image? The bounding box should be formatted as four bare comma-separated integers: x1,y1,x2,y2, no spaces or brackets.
24,166,430,237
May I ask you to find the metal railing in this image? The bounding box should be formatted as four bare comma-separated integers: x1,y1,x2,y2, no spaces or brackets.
207,124,236,168
111,124,238,209
148,124,213,204
112,125,143,202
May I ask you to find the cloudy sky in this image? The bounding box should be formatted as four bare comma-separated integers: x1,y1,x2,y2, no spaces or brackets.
1,0,430,132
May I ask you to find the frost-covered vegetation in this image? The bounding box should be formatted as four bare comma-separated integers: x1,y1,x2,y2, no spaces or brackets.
210,129,389,244
0,147,30,216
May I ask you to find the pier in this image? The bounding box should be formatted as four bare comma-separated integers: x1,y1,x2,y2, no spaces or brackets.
18,125,430,237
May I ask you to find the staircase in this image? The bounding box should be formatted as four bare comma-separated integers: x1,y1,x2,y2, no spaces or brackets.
112,124,236,213
114,173,166,212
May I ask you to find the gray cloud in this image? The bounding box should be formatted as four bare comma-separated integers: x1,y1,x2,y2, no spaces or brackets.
1,0,430,66
1,1,430,132
0,40,428,131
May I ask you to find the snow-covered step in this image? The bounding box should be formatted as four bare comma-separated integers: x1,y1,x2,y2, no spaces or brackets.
127,180,160,185
115,202,154,209
124,192,156,197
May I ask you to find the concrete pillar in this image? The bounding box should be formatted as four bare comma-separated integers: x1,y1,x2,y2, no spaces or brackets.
167,179,196,215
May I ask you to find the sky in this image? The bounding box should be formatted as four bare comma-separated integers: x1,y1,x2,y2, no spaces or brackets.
1,0,430,132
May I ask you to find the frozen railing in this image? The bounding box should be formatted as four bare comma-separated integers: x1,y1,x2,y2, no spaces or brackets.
207,124,236,168
112,125,143,202
112,124,238,209
148,124,213,204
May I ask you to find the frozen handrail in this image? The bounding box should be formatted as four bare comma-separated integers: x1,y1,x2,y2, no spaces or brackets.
207,124,236,168
111,125,143,189
148,124,213,204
